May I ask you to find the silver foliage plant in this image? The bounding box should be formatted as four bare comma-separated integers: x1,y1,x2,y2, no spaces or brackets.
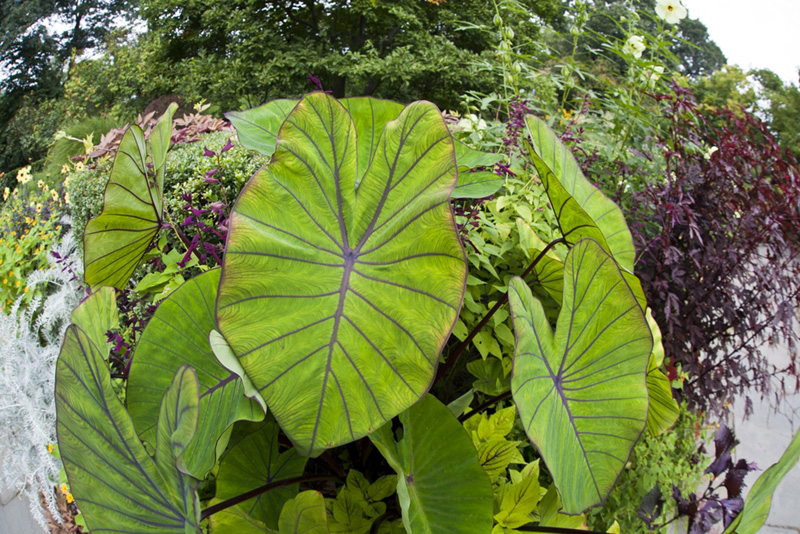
0,224,86,530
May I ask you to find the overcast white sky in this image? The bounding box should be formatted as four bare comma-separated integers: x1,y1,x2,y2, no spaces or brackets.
684,0,800,86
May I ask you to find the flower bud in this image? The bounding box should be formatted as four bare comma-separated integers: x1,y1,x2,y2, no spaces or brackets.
503,71,515,85
512,61,522,74
502,27,515,40
493,14,503,27
570,25,580,37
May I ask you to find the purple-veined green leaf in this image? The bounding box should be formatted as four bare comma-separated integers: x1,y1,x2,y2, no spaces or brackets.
215,420,307,530
226,99,299,157
369,395,493,534
56,324,201,532
70,286,118,357
724,428,800,534
217,93,467,455
516,218,565,304
127,269,265,479
508,239,652,514
84,103,176,289
524,115,635,272
453,140,505,170
209,502,269,534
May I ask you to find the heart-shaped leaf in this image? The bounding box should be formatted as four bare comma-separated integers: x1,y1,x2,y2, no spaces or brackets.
215,420,308,530
226,99,300,157
56,324,201,532
84,103,176,288
127,269,265,479
369,394,493,534
70,286,119,357
277,491,330,534
524,115,635,271
217,93,467,455
208,502,269,534
724,428,800,534
508,239,652,514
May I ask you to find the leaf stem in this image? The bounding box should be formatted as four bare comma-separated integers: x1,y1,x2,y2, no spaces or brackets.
199,474,340,521
435,237,566,385
458,390,512,422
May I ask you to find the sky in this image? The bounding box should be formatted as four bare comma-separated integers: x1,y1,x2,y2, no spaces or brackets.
684,0,800,86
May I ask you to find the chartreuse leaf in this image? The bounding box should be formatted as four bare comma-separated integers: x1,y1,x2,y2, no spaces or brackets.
55,325,201,532
215,420,308,530
493,461,542,531
339,97,405,183
217,92,466,455
127,269,265,479
508,239,652,514
646,354,680,436
225,99,299,157
209,502,269,534
279,491,330,533
724,427,800,534
538,486,588,529
70,286,118,357
84,103,177,289
369,394,493,534
524,115,635,271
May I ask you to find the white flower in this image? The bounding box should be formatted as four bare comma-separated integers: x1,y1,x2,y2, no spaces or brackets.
655,0,688,24
623,35,646,59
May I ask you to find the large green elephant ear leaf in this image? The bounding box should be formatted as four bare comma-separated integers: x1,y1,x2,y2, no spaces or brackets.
127,269,265,479
56,325,201,532
217,92,467,456
369,395,493,534
277,491,330,534
84,103,177,289
70,286,119,356
215,420,308,530
645,354,679,436
508,239,652,514
724,428,800,534
225,99,299,157
524,115,635,272
340,97,405,183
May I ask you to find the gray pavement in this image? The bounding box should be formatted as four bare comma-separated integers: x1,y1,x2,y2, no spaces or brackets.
0,486,44,534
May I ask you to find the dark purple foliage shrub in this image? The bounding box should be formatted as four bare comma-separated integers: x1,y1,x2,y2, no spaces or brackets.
633,84,800,416
671,423,758,533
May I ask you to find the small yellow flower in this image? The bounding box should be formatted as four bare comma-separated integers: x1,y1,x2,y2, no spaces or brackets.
61,164,69,175
66,493,74,504
37,180,45,189
16,165,32,184
2,187,8,201
61,483,68,494
35,203,42,213
74,162,84,172
2,279,6,285
24,287,28,293
50,190,58,202
64,192,70,205
47,444,54,453
15,280,20,287
10,231,15,236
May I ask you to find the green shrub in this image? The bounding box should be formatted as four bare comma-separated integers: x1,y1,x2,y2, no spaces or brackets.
43,116,122,180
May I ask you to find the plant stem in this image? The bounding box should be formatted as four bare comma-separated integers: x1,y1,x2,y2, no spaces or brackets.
435,237,566,385
458,390,512,422
200,474,340,521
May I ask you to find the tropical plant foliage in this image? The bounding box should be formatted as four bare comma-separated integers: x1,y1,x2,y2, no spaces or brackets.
48,90,800,534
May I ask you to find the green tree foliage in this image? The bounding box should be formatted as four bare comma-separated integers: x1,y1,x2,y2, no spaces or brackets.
751,68,800,159
136,0,563,109
577,0,725,78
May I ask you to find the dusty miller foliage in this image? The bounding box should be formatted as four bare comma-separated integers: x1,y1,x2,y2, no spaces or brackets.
0,224,85,530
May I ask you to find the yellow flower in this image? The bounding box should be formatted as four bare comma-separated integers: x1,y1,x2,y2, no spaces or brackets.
64,192,70,205
16,165,32,184
61,164,69,175
75,162,84,172
35,203,42,213
66,493,74,504
24,287,28,293
2,279,6,285
61,483,68,494
15,280,20,287
2,187,8,201
47,444,54,453
10,231,15,236
37,180,45,189
50,190,58,202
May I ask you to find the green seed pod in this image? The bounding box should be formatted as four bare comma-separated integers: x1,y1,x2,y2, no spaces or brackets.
502,27,515,40
493,14,503,27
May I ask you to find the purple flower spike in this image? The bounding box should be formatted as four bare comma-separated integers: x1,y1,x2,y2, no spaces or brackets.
308,74,324,91
209,201,226,214
220,138,234,153
203,146,216,157
204,168,219,184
